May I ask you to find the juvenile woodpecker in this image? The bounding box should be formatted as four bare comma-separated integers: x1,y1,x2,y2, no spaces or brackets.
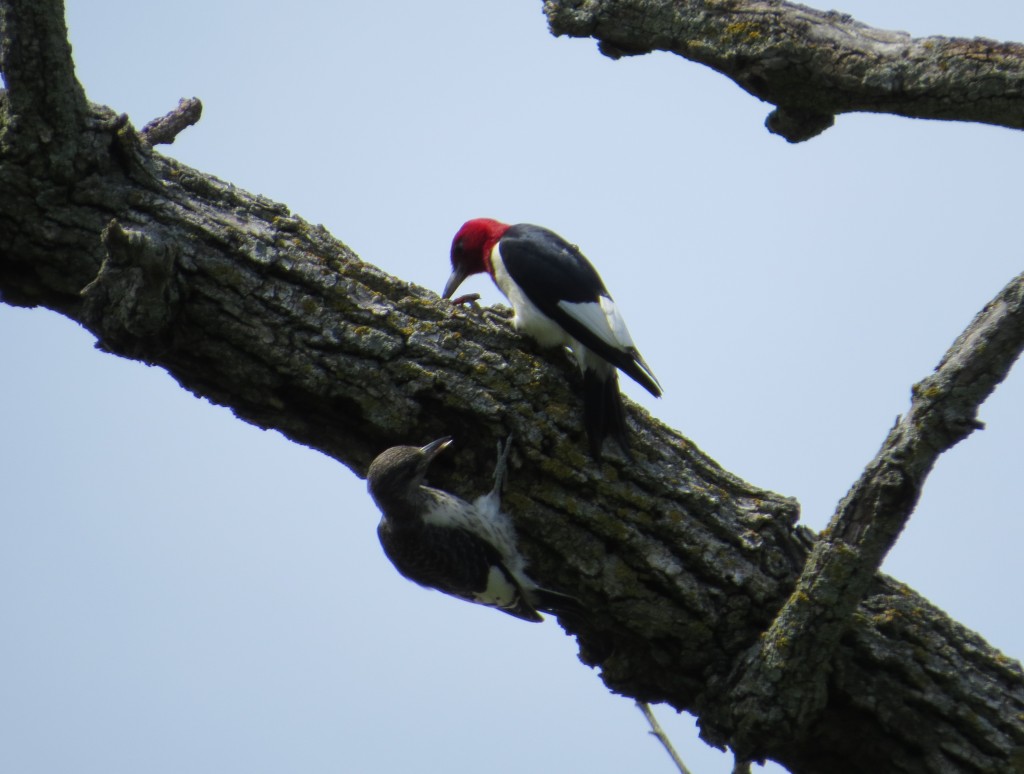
367,436,577,622
443,218,661,457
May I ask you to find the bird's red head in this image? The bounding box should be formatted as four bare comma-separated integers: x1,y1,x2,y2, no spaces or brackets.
443,218,510,299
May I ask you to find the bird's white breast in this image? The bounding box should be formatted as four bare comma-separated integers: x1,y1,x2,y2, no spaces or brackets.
421,489,478,530
490,243,574,349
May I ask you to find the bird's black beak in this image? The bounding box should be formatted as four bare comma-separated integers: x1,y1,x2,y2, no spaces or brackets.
442,266,469,300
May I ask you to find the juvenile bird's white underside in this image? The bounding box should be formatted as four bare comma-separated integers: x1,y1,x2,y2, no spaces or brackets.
421,487,532,585
476,566,520,608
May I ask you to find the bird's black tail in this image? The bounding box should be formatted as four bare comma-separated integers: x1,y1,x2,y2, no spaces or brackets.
582,367,629,459
532,586,591,626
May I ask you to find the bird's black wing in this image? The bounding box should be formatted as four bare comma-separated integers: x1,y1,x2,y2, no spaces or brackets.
499,223,607,304
499,224,661,397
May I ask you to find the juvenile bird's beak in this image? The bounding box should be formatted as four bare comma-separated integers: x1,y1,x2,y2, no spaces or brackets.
419,436,454,461
442,266,470,299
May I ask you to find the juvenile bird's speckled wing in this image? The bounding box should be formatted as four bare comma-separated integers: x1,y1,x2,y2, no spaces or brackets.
377,518,543,622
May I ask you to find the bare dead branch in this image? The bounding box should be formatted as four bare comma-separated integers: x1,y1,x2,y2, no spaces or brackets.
542,0,1024,141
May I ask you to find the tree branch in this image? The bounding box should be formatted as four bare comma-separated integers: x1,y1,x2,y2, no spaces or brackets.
705,272,1024,760
541,0,1024,141
0,0,87,173
140,97,202,146
2,2,1024,772
636,701,694,774
2,101,1021,771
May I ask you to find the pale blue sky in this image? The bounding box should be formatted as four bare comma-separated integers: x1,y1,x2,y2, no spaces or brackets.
2,2,1022,772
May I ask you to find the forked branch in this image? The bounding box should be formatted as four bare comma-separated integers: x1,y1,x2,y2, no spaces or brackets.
705,271,1024,759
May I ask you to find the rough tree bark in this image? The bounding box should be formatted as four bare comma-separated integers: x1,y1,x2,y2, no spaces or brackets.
1,1,1023,772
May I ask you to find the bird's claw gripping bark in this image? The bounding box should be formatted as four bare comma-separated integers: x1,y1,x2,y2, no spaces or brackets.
450,292,481,308
491,434,514,496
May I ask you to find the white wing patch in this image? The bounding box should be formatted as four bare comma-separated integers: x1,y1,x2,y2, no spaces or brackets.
475,566,520,608
557,296,637,351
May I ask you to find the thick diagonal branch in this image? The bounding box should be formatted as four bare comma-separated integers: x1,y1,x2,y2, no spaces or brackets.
542,0,1024,141
707,272,1024,760
2,107,1022,771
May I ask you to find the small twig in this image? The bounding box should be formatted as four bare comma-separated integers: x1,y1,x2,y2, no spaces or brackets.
140,97,203,146
636,701,693,774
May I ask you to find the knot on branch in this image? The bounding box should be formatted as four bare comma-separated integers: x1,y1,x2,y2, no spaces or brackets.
765,106,835,143
597,39,654,59
80,219,184,356
909,374,987,443
140,97,203,146
104,114,163,185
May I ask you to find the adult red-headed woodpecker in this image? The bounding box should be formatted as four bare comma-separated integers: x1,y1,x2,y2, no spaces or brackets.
367,436,580,622
443,218,662,456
